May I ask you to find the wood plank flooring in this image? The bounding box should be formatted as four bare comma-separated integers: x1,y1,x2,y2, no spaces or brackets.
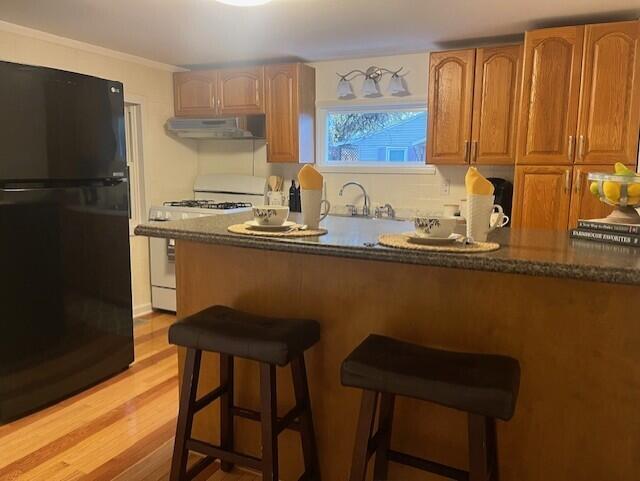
0,311,260,481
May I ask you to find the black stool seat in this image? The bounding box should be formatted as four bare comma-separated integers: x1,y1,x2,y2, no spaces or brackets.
169,305,320,366
341,334,520,421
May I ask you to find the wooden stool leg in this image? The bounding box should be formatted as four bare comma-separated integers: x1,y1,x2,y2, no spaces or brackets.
260,363,279,481
349,390,379,481
372,393,395,480
170,349,202,481
220,354,234,472
291,356,321,481
468,414,495,481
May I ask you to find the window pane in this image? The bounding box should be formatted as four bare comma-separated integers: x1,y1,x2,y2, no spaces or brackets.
327,110,426,163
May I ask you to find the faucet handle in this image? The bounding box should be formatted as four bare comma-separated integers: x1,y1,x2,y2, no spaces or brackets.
345,204,358,216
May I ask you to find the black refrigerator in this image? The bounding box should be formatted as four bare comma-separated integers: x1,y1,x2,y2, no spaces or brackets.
0,61,134,422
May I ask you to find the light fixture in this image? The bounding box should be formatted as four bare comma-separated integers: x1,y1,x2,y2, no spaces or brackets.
215,0,272,6
388,74,409,97
335,66,406,100
337,77,355,99
362,77,381,98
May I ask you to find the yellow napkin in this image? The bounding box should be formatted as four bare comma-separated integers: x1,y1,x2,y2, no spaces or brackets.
465,167,494,195
298,165,323,190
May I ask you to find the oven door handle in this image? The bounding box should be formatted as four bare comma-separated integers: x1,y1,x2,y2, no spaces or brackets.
167,239,176,262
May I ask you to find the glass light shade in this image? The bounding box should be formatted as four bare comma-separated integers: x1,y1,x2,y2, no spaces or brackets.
216,0,272,6
362,77,381,98
337,78,355,99
388,75,409,96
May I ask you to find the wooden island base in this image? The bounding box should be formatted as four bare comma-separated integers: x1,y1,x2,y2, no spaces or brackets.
176,240,639,481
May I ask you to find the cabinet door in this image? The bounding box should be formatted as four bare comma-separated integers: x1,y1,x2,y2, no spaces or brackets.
517,26,584,165
513,166,573,230
427,49,475,164
568,165,624,227
575,21,640,164
471,44,522,165
265,64,298,163
173,71,217,117
218,67,265,115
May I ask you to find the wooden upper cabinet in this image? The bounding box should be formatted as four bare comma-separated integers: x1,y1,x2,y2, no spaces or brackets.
575,21,640,165
218,67,265,115
517,26,584,165
513,165,573,230
174,71,217,117
471,44,522,164
568,164,620,228
265,63,315,163
427,49,476,164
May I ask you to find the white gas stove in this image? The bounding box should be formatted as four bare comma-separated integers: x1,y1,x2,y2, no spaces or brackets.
149,174,265,311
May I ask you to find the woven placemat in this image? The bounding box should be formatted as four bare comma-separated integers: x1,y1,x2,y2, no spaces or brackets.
228,223,328,237
378,233,500,253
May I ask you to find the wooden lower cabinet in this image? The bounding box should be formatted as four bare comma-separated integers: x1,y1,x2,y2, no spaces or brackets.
513,165,573,230
514,164,635,230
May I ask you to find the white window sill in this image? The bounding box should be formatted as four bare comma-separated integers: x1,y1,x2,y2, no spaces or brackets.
318,164,437,175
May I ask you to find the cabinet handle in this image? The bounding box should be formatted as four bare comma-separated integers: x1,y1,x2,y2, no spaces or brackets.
211,96,216,108
464,140,470,163
568,135,575,162
578,135,586,161
471,140,478,163
575,171,582,194
564,170,571,194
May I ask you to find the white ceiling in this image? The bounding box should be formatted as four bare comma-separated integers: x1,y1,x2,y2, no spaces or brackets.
0,0,638,67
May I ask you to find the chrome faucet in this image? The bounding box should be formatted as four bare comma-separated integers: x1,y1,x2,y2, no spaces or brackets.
339,181,371,217
375,203,396,219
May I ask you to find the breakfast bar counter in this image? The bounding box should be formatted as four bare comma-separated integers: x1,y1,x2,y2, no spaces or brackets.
136,213,640,481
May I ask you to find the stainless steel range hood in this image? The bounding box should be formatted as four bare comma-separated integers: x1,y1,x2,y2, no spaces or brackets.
166,116,265,140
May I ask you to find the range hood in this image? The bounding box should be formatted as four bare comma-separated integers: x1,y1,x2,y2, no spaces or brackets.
166,116,265,140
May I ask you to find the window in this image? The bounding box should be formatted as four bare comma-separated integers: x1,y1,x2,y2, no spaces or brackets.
386,147,408,161
320,104,428,169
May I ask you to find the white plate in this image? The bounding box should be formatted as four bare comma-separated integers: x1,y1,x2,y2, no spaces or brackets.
244,220,297,231
404,232,464,245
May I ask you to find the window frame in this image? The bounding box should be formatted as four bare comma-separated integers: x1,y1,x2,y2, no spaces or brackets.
316,99,435,175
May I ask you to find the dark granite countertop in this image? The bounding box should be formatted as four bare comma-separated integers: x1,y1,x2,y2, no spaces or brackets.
135,212,640,285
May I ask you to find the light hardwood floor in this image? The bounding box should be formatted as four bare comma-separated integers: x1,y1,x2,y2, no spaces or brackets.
0,311,260,481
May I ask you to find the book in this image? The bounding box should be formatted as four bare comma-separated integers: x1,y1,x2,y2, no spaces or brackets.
570,228,640,247
577,219,640,235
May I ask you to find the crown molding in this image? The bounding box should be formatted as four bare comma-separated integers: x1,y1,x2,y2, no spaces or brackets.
0,20,186,72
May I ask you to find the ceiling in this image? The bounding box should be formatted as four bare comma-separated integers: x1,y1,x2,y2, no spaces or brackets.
0,0,638,67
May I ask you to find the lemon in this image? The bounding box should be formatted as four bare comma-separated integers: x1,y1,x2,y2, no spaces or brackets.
603,181,621,202
627,196,640,205
589,181,600,196
627,183,640,197
614,162,636,176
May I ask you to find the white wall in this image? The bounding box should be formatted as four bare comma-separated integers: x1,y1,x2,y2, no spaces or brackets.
196,52,514,217
0,22,199,316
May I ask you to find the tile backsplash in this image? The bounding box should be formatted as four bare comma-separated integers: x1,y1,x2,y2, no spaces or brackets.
196,139,514,218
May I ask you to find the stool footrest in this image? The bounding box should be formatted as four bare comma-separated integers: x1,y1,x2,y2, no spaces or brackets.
231,406,302,433
194,385,227,412
387,450,469,481
186,439,262,471
183,455,217,481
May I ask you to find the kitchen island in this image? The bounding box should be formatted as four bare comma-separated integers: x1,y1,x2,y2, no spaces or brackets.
136,213,640,481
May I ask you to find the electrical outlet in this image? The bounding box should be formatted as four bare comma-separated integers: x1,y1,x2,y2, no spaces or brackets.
440,180,450,196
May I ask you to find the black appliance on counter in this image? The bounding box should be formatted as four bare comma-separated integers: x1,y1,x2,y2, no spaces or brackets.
0,61,133,422
488,177,513,227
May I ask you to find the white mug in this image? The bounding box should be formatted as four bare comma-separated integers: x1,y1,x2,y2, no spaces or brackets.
301,189,330,229
466,194,508,242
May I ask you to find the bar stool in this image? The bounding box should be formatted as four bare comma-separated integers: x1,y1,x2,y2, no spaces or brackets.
341,334,520,481
168,305,322,481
